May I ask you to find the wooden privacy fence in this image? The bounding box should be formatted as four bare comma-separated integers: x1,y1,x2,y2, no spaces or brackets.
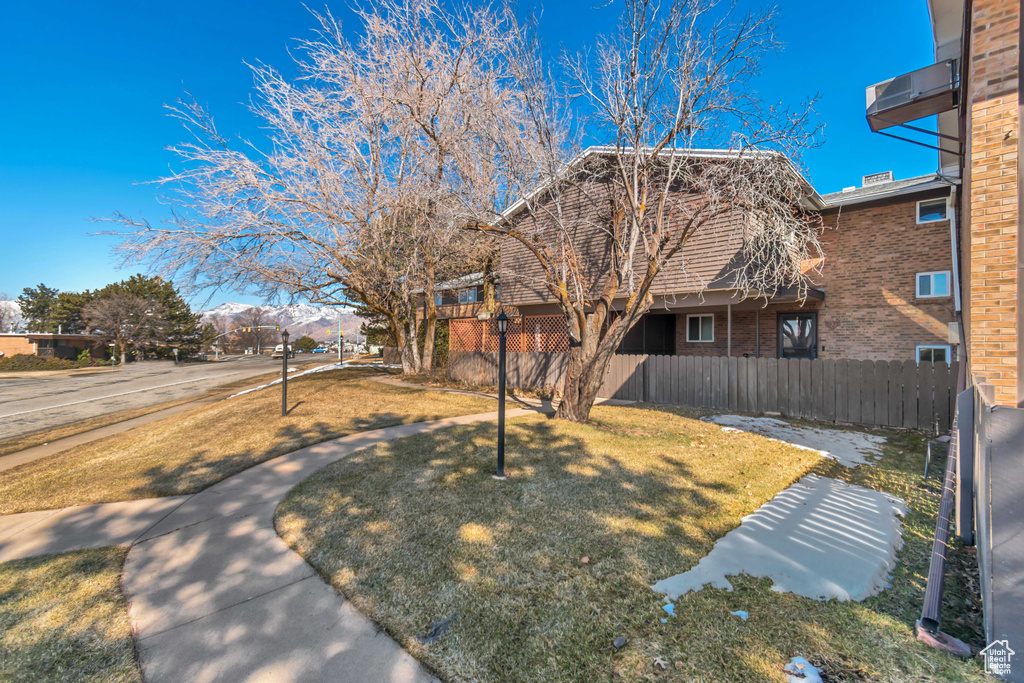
382,347,401,364
448,351,959,431
448,350,568,390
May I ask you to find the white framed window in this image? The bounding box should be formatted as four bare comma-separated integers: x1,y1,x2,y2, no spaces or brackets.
917,198,948,223
917,345,952,364
916,271,951,298
686,314,714,342
458,288,477,304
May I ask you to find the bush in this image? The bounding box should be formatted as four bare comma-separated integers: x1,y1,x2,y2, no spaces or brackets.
0,353,111,372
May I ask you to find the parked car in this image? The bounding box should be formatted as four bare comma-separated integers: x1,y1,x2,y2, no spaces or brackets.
271,344,294,359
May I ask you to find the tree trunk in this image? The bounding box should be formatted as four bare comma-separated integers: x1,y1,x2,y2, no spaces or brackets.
554,301,651,422
394,325,417,374
420,314,437,374
556,337,615,422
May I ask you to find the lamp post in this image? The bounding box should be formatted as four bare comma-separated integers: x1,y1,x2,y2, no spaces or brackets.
109,342,116,372
494,312,509,479
281,329,289,417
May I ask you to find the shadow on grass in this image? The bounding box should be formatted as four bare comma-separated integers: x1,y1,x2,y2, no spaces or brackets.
275,406,987,683
0,547,141,683
273,414,817,682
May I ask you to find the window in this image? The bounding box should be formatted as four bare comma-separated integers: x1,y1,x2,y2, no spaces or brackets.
458,288,477,304
434,292,443,306
778,312,818,359
916,271,951,298
494,284,501,301
917,198,948,223
917,345,952,364
686,314,714,342
617,314,676,355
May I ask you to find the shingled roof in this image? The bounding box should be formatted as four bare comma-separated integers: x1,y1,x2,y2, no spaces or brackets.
820,173,956,207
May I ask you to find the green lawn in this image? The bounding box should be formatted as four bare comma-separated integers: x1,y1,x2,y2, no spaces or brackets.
277,403,987,682
0,548,141,683
0,368,495,514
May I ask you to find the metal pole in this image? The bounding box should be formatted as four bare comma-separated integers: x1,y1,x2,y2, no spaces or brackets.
338,314,342,362
496,326,506,478
727,304,732,357
755,309,761,358
281,337,288,417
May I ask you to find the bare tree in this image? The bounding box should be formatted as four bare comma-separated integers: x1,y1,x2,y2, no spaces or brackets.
83,294,163,365
0,292,12,333
470,0,823,421
233,306,280,354
111,0,515,375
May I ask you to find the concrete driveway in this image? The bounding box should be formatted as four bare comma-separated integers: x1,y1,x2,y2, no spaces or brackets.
0,354,323,440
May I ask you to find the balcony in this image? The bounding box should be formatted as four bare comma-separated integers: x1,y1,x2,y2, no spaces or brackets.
866,60,960,132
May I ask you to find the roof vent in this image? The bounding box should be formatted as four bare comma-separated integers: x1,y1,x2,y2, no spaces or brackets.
842,186,857,193
861,171,894,186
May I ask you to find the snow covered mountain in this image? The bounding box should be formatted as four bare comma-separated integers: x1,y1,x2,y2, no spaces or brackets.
200,303,366,341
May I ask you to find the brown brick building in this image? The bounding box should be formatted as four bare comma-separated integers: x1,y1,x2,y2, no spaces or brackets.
444,160,960,365
867,0,1019,405
0,333,107,360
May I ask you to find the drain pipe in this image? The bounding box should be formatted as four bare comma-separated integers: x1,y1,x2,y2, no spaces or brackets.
948,185,962,315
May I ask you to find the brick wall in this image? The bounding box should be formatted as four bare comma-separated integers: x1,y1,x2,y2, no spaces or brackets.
673,304,817,357
0,336,36,358
815,194,957,361
966,0,1020,404
670,194,958,362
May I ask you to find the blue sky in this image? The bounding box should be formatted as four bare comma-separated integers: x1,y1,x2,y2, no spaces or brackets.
0,1,938,310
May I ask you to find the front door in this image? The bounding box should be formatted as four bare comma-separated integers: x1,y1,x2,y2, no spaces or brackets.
778,312,817,359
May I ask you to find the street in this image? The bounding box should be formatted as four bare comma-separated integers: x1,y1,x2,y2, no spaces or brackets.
0,354,326,440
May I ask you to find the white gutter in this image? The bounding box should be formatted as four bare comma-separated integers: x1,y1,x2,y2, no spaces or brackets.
821,178,956,208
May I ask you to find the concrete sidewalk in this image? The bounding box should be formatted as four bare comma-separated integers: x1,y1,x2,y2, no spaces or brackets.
0,406,543,682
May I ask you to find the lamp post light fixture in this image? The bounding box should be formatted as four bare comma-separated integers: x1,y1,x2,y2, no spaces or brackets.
494,312,509,479
281,329,290,417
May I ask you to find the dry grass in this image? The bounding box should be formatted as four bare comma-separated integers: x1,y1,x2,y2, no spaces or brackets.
277,403,988,683
0,547,141,683
0,368,494,514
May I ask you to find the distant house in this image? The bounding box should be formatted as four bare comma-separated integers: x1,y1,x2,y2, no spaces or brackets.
0,333,107,360
444,148,958,365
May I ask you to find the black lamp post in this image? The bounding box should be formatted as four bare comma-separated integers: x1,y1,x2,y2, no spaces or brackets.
494,312,509,479
281,329,289,417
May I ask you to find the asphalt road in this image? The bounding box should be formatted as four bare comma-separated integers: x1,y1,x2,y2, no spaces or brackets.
0,354,328,441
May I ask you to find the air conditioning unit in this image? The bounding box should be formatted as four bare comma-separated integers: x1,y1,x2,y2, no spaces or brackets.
866,60,959,132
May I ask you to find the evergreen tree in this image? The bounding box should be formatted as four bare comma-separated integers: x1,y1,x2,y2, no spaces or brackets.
353,302,395,347
293,335,318,352
95,275,202,356
17,284,59,332
53,290,96,333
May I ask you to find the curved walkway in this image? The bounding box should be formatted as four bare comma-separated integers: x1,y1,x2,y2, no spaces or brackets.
0,404,542,682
